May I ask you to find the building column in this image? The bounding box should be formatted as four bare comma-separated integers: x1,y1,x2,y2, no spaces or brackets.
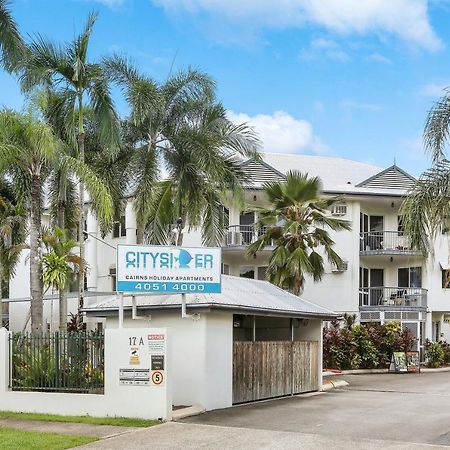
125,200,137,244
85,209,98,293
425,311,433,341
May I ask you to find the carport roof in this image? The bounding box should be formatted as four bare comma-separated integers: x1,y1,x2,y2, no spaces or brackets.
82,275,338,320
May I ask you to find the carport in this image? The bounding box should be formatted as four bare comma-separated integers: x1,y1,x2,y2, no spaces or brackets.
83,275,337,411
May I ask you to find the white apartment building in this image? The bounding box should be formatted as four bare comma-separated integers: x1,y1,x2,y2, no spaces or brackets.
6,153,450,346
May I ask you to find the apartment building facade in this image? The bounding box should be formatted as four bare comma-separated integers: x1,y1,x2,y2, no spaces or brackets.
7,153,450,345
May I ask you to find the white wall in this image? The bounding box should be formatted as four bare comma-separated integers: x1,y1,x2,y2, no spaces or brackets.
105,310,233,411
0,327,171,420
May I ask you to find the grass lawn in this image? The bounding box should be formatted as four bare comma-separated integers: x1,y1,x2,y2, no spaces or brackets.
0,427,97,450
0,411,160,428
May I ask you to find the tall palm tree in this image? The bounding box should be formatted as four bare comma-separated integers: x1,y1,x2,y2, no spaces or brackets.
247,172,351,296
0,110,114,332
0,181,26,327
42,227,82,331
19,12,120,313
401,88,450,254
0,0,25,72
106,57,260,245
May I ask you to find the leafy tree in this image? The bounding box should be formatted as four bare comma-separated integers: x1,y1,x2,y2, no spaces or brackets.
19,12,120,313
42,227,82,331
0,0,25,72
401,88,450,254
106,57,260,245
248,171,351,295
0,110,114,332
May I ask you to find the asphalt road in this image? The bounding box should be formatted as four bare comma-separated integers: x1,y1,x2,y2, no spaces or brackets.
81,372,450,449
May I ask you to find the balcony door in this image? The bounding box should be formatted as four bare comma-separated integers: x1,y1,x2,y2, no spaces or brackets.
240,212,256,244
370,269,384,306
360,214,384,250
398,267,422,288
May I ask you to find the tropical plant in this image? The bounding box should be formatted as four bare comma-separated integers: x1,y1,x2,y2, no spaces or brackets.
401,87,450,254
247,171,351,295
0,0,25,72
425,341,445,368
0,110,114,332
0,182,26,326
42,227,83,331
19,12,120,313
105,57,260,245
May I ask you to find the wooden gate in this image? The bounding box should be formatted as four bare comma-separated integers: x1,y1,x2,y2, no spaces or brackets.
233,341,319,404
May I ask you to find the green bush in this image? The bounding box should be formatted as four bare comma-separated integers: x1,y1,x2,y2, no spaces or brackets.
323,321,416,370
425,340,445,368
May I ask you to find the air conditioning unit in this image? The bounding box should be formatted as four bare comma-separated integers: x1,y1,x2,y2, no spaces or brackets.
331,203,347,216
331,260,348,273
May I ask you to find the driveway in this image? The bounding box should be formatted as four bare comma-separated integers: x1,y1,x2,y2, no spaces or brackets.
80,372,450,449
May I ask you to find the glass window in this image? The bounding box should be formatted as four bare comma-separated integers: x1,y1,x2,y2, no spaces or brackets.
221,264,230,275
398,216,404,234
398,267,422,288
110,267,117,291
257,266,267,280
113,216,126,238
442,270,450,288
240,266,255,279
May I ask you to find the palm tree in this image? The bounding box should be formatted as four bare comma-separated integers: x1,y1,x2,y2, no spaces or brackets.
42,227,82,331
401,88,450,254
247,172,351,296
0,110,114,332
0,0,25,72
19,12,120,314
0,181,26,327
106,57,260,245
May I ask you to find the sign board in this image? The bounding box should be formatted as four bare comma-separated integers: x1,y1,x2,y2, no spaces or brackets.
389,351,420,373
118,329,167,388
116,244,222,294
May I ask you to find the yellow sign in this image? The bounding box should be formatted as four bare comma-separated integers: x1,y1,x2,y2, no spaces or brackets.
129,347,140,365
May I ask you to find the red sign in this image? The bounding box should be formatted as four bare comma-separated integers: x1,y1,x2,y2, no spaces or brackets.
148,334,165,340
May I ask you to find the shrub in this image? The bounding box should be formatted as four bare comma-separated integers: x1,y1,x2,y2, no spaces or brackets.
425,341,445,368
322,320,418,370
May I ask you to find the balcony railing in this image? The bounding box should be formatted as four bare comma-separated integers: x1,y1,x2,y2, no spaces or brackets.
359,231,420,255
359,286,427,309
223,225,273,247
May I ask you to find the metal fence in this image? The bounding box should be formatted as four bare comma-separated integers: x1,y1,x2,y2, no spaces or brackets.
224,225,273,246
9,331,104,394
359,231,417,253
359,286,427,308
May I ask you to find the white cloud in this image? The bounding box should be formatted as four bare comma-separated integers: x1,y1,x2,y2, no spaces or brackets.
366,52,392,64
420,82,450,97
340,99,382,112
152,0,442,51
227,110,327,154
300,38,349,62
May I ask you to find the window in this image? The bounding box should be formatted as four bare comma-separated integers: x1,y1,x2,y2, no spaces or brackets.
240,266,255,279
398,267,422,288
257,266,267,280
442,270,450,288
398,216,404,235
331,203,347,216
221,264,230,275
110,267,117,291
113,216,126,238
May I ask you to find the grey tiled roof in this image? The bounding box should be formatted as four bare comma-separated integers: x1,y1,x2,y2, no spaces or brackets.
83,275,337,319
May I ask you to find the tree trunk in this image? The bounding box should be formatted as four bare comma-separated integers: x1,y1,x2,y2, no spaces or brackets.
136,224,144,244
57,206,67,332
78,131,85,315
176,211,187,246
30,173,43,333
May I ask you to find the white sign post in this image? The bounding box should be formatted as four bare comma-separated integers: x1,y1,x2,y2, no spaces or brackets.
116,245,222,294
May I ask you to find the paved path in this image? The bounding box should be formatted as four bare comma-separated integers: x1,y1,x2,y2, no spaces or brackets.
0,418,138,438
79,372,450,449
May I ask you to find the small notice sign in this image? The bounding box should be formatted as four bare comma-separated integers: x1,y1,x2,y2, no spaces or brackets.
151,355,165,371
119,368,150,386
148,334,165,354
389,351,420,373
151,370,164,386
129,347,140,365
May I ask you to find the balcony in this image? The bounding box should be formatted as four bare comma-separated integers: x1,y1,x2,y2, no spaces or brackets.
223,225,274,249
359,231,421,256
359,286,427,310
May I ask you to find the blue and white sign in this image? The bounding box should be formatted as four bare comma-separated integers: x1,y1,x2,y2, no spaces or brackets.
116,244,222,293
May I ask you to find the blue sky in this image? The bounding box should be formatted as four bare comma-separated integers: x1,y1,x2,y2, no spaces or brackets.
3,0,450,175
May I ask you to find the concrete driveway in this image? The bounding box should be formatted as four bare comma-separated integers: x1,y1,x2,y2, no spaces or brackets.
80,372,450,449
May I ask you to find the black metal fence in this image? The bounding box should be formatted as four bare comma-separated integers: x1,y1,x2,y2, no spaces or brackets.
9,331,104,394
